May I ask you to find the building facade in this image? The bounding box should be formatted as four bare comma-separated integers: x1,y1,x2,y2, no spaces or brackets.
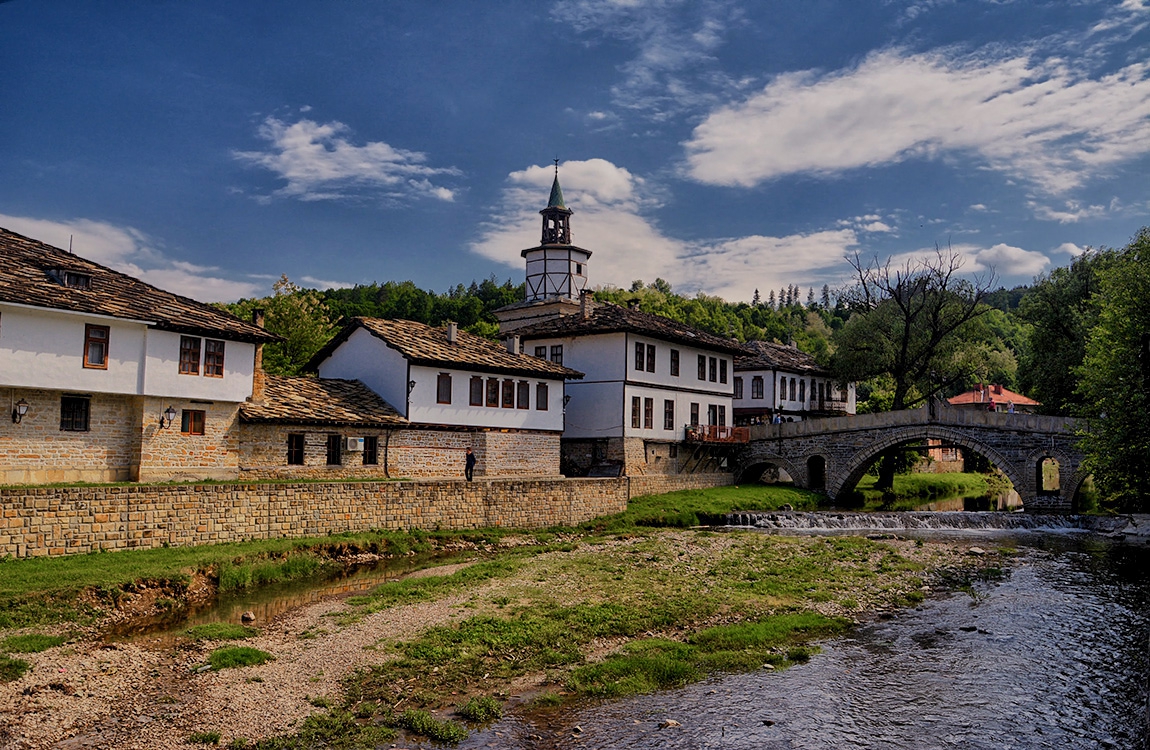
733,340,856,424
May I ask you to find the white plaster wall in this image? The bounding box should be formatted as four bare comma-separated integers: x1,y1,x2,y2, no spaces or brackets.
562,381,624,438
317,328,408,415
407,363,565,431
142,330,255,402
624,334,733,397
622,384,731,440
733,368,777,410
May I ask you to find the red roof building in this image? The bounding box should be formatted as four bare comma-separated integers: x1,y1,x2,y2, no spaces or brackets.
948,383,1040,413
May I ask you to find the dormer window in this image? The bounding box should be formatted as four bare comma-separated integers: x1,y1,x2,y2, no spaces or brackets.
63,271,92,290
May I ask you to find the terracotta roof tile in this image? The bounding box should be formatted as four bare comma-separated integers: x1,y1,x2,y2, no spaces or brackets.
735,340,827,375
949,385,1040,407
240,375,407,427
513,304,746,354
0,227,277,343
308,317,584,379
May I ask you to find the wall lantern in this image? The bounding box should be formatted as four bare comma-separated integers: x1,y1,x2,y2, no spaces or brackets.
408,380,417,394
160,405,178,429
11,398,29,424
563,394,572,407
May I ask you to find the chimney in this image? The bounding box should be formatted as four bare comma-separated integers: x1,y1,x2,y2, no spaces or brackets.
993,383,1002,395
580,289,591,319
505,335,521,354
251,308,266,402
446,321,458,344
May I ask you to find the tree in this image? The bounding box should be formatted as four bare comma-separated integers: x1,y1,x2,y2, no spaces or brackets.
1076,228,1150,511
1017,250,1115,415
821,284,831,309
832,248,996,488
224,275,337,376
768,290,776,309
752,288,761,307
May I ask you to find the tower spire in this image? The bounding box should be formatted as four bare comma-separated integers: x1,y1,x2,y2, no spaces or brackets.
540,160,572,244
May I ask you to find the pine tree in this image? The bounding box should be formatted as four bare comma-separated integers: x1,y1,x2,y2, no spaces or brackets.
807,287,815,307
821,284,831,309
753,288,761,307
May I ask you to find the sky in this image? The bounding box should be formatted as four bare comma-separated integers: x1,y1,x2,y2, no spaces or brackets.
3,0,1150,305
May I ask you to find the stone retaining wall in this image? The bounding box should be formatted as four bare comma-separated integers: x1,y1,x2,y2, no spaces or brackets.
0,472,733,558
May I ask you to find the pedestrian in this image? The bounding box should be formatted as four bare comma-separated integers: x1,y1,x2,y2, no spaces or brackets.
464,447,476,481
1007,400,1015,414
987,397,996,412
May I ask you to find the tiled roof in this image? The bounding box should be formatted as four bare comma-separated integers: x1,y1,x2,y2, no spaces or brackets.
240,375,407,427
735,340,827,375
308,317,584,379
0,227,277,343
513,304,746,354
949,385,1040,407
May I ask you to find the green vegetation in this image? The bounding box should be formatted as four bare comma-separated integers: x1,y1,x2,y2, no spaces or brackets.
217,555,330,592
0,654,31,682
397,709,468,744
208,646,275,670
585,483,822,532
226,709,397,749
0,633,67,653
457,695,502,723
187,730,221,745
185,623,259,641
853,472,990,511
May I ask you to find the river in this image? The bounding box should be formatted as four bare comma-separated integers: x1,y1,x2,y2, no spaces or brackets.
462,530,1150,750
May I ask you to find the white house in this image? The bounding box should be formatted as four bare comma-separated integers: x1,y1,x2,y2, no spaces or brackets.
494,172,745,479
733,340,856,424
0,226,277,484
304,317,582,478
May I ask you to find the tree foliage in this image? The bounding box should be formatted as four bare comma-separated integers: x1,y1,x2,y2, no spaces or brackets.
1075,229,1150,512
831,249,996,411
222,275,337,377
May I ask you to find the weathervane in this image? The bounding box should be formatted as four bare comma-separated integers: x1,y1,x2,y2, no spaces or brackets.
554,157,559,176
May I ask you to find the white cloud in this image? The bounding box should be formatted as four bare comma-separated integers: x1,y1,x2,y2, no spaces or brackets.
470,159,861,303
968,242,1051,276
233,116,460,203
1054,241,1086,256
683,48,1150,196
970,203,988,212
1027,199,1110,223
0,214,264,302
300,276,354,290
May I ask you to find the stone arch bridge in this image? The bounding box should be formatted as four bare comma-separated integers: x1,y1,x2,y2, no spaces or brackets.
737,401,1085,512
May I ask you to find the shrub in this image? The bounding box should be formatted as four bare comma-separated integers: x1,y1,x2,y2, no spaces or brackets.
186,730,221,745
458,695,502,723
208,646,274,670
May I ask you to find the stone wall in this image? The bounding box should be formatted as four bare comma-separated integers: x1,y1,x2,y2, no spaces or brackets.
0,389,140,484
137,397,241,482
628,471,733,498
0,477,631,558
238,424,562,481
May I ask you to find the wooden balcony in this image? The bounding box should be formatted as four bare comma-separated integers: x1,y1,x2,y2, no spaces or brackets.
684,424,750,444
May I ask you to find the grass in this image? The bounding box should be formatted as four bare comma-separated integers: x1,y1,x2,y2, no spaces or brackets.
208,646,274,670
458,695,502,723
853,472,991,511
584,484,823,532
185,623,258,641
0,654,30,682
1,633,67,653
187,730,221,745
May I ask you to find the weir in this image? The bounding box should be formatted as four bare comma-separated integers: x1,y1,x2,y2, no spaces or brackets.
723,510,1135,536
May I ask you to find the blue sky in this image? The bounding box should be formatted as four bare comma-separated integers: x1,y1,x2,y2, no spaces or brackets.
3,0,1150,303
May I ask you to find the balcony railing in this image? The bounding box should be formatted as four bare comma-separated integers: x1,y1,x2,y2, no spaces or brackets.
684,424,750,444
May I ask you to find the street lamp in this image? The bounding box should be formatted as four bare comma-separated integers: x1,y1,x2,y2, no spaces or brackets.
11,398,28,424
160,405,177,429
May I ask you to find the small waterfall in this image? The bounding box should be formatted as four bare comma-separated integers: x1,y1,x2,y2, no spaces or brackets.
723,511,1135,535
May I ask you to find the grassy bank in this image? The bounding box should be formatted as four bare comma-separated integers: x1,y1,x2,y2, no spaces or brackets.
852,472,992,511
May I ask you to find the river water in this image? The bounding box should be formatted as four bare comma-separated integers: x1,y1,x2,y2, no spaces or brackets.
463,530,1150,750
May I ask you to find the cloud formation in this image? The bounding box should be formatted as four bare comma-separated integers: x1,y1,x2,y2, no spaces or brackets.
0,214,263,302
234,116,460,203
684,48,1150,196
470,159,861,303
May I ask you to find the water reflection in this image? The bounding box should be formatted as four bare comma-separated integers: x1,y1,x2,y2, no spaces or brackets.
464,537,1149,750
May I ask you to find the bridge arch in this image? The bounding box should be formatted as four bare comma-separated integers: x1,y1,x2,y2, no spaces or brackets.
735,453,805,487
829,426,1027,502
1024,446,1086,510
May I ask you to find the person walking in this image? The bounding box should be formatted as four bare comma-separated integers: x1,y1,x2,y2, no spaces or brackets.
464,447,476,481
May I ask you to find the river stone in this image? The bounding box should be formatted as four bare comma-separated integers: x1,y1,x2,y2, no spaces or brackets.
968,547,987,556
241,611,256,623
659,719,682,729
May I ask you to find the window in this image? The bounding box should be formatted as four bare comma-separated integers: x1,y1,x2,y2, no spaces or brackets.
635,342,645,371
644,397,654,429
437,373,452,404
535,382,549,410
83,325,109,369
60,396,89,432
799,379,806,404
631,396,641,428
550,345,563,365
534,346,547,359
326,434,341,466
670,349,680,377
697,354,706,380
287,434,305,465
179,336,201,375
517,380,530,409
181,409,205,435
752,376,764,399
790,378,797,401
486,378,499,407
63,271,92,290
717,405,726,427
469,376,483,406
733,377,744,400
204,339,225,377
363,436,379,466
708,357,717,382
502,379,515,408
664,399,675,430
719,359,727,384
690,402,700,426
576,263,583,275
646,344,656,373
